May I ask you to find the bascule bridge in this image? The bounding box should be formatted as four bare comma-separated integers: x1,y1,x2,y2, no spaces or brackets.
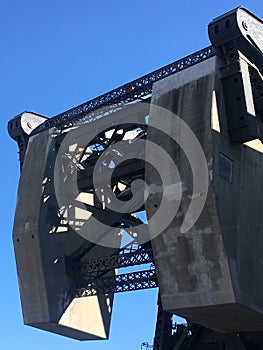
8,7,263,349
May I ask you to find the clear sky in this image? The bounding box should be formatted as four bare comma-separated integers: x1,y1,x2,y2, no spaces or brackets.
1,1,263,349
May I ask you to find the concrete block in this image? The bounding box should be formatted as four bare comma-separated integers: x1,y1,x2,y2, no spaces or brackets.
146,56,263,332
13,129,114,340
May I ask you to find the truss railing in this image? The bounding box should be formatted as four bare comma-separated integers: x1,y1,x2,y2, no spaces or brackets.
75,269,158,296
32,46,214,133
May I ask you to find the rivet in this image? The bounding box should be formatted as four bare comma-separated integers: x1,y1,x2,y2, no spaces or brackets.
242,21,248,31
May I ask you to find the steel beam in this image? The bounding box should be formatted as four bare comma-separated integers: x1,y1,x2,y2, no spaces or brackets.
78,248,154,274
31,46,214,133
75,269,158,296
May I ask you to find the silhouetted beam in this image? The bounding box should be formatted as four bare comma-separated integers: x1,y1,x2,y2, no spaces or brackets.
75,269,158,296
78,248,154,274
31,46,214,133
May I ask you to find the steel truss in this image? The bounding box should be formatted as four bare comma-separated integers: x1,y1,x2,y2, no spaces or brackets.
78,247,154,274
75,269,157,297
32,46,214,133
63,117,156,297
8,6,263,350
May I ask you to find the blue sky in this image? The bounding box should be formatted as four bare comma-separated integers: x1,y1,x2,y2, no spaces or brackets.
1,1,263,349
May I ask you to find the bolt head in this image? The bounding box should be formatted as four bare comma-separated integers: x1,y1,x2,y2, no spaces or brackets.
242,21,248,31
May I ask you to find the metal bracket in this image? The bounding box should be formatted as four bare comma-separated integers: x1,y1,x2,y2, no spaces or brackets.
220,52,258,142
209,7,263,143
8,112,47,168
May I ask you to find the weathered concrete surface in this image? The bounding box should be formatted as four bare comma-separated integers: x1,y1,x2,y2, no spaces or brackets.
12,102,150,340
146,56,263,332
13,128,114,340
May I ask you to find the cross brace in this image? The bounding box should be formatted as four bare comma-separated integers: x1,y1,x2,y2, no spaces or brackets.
30,46,214,133
75,269,158,297
78,248,154,275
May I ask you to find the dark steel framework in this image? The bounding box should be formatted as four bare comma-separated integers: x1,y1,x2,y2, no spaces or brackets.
75,269,157,297
8,6,263,350
59,118,158,299
31,46,214,133
69,244,157,297
9,46,215,169
79,247,154,274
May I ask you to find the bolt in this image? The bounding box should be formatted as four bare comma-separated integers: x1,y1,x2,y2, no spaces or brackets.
242,21,248,31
